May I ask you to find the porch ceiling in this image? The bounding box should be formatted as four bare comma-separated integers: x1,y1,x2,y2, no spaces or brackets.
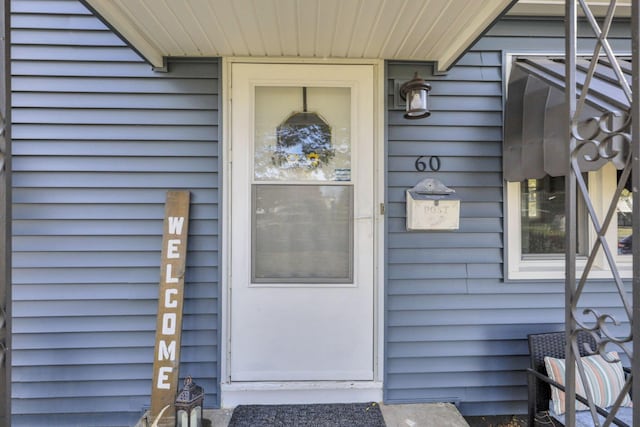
82,0,517,73
509,0,631,17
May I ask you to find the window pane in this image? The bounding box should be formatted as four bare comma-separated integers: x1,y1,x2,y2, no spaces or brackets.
252,184,353,283
521,175,588,256
618,171,632,255
521,176,567,254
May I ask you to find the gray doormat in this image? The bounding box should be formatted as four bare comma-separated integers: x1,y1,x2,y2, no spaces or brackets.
228,402,386,427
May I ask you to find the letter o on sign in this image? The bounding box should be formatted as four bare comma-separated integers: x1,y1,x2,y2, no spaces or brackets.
162,313,177,335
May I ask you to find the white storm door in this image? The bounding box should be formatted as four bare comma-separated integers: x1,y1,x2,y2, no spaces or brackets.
230,63,375,382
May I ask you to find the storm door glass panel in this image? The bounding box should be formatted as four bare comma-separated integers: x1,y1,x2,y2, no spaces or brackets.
252,85,354,283
254,86,351,182
252,185,353,283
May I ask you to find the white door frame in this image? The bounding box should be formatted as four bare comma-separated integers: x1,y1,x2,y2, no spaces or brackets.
220,57,385,407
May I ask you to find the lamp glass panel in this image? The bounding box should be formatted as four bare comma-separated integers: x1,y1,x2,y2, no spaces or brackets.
177,410,188,427
407,88,427,115
190,407,201,427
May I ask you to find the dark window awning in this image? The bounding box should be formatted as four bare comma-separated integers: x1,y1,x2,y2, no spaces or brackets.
503,57,630,182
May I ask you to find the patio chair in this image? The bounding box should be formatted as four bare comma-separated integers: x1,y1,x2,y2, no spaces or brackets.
527,331,632,427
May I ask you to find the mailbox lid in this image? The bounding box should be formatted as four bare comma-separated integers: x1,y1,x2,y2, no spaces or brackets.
407,190,460,201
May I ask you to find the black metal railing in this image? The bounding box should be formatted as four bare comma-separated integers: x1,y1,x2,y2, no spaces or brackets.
564,1,639,425
1,0,10,424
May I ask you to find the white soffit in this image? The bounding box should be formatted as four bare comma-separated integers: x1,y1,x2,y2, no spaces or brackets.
83,0,516,72
509,0,631,17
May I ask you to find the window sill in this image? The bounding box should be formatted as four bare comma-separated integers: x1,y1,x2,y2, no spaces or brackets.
507,259,632,281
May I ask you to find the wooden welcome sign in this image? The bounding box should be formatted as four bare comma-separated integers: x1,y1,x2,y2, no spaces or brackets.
151,191,190,423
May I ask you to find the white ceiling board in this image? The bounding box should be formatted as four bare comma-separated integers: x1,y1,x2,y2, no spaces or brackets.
328,0,361,58
253,0,283,57
345,0,384,58
274,0,299,56
84,0,517,72
509,0,631,16
296,0,318,58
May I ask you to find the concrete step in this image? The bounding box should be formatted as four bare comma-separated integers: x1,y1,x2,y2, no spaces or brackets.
379,403,469,427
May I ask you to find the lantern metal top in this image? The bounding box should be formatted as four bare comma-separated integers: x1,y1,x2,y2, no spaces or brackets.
399,72,432,120
399,72,432,100
175,376,204,409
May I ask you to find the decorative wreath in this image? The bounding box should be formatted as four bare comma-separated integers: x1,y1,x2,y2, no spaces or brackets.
272,111,334,169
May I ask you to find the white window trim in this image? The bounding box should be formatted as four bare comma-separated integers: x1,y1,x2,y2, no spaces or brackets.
506,163,632,280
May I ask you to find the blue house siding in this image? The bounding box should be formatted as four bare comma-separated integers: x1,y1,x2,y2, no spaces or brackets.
385,18,631,416
11,1,220,425
386,52,510,413
7,0,635,423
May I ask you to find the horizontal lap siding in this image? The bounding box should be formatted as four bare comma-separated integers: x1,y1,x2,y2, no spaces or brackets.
384,17,630,416
11,1,220,425
386,52,506,412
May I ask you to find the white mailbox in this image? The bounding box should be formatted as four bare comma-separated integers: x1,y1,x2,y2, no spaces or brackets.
406,178,460,231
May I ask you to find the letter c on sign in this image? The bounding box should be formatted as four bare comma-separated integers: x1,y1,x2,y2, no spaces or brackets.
165,288,178,308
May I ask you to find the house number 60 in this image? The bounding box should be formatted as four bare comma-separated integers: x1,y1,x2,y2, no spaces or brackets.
414,155,441,172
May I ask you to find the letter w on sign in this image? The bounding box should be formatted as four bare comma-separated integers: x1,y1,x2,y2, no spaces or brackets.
151,191,190,424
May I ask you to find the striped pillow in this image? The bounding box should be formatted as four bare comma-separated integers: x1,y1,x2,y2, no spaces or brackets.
544,351,632,415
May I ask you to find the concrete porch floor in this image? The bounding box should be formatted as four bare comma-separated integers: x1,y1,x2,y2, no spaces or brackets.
204,402,470,427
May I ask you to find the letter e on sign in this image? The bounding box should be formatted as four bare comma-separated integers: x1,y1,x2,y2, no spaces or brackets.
157,366,172,390
167,239,181,259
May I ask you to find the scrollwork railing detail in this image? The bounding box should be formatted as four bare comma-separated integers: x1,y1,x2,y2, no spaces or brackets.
564,1,637,426
572,111,631,163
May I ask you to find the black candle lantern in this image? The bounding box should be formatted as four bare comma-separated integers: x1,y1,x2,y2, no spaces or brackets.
399,72,431,119
175,376,204,427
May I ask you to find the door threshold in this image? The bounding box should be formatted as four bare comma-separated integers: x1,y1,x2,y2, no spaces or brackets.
221,381,383,408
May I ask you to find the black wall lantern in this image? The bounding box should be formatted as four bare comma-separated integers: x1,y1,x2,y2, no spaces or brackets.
399,72,431,119
175,376,204,427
